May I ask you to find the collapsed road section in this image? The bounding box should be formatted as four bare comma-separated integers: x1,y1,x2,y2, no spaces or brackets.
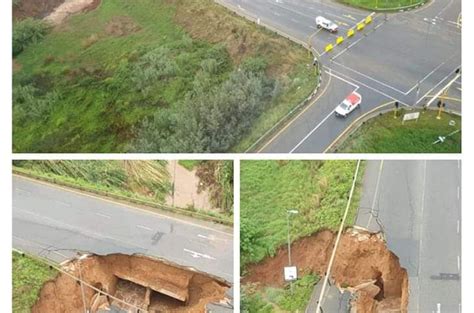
32,254,231,313
243,228,408,313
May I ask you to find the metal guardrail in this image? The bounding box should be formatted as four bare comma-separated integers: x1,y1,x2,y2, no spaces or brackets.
212,0,323,153
13,168,233,226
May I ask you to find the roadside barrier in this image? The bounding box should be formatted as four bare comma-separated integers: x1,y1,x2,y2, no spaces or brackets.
336,36,344,45
325,43,334,52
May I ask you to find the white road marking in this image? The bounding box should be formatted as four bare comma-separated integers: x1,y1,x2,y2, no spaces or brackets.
457,186,460,199
418,68,461,106
183,248,216,260
330,60,407,95
95,213,111,219
437,303,441,313
198,234,229,242
327,68,409,106
15,187,31,194
136,225,152,231
367,161,384,229
14,175,233,237
457,220,460,234
457,255,460,271
289,109,335,153
55,200,71,207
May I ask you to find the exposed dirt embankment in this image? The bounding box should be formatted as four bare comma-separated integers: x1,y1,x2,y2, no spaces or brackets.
32,254,230,313
44,0,101,25
243,229,408,313
13,0,66,20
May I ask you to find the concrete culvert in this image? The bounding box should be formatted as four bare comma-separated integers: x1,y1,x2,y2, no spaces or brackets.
32,254,231,313
243,228,408,313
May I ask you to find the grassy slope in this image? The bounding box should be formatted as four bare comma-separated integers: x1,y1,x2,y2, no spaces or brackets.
14,160,171,202
335,110,461,153
13,0,316,152
337,0,425,10
240,160,364,312
240,160,364,267
13,252,57,313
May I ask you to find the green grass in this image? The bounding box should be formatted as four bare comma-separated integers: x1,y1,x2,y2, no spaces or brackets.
335,109,461,153
242,274,320,313
13,252,57,313
240,160,365,268
14,160,171,202
338,0,426,10
178,160,202,171
13,0,316,153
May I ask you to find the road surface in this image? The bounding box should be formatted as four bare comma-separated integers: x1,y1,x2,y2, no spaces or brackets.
12,175,233,282
357,160,461,312
219,0,461,153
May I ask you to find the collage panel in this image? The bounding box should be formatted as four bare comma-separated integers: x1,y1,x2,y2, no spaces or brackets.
240,160,461,312
12,160,234,312
12,0,461,154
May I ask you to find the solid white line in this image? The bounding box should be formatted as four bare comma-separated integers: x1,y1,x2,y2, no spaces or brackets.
419,70,461,106
95,213,111,219
331,61,408,95
327,68,410,106
136,225,152,231
289,110,335,154
367,160,384,229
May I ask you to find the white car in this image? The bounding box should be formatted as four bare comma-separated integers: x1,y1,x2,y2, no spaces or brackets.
335,92,362,117
316,16,338,33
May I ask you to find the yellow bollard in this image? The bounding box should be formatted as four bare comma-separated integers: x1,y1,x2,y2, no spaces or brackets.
436,107,443,120
347,28,355,37
365,15,373,24
325,44,334,52
357,23,365,31
336,36,344,45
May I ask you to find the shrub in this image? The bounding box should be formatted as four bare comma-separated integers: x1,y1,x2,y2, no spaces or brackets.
13,18,49,57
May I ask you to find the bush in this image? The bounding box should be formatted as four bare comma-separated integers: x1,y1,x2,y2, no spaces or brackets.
13,84,59,122
13,18,49,57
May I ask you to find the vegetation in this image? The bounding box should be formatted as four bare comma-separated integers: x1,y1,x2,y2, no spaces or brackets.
242,274,319,313
195,161,234,213
13,252,57,313
13,18,50,57
13,160,171,202
335,110,461,153
13,0,316,153
240,160,365,268
338,0,425,10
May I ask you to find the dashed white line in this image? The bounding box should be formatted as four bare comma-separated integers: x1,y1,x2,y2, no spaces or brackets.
457,186,460,199
457,220,460,234
183,248,216,260
457,255,460,272
95,213,111,219
136,225,152,231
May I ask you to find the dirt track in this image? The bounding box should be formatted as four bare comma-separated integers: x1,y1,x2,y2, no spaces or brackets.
32,254,230,313
243,229,408,313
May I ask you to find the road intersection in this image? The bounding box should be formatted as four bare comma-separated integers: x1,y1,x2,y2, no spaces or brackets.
220,0,462,153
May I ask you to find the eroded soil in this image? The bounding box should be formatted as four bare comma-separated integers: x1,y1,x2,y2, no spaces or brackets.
243,229,408,313
32,254,230,313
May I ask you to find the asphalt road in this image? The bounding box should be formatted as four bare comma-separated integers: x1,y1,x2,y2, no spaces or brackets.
356,160,461,312
219,0,461,153
12,175,233,282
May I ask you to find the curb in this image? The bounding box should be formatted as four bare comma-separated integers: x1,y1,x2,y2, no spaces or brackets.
212,0,323,153
13,169,233,226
